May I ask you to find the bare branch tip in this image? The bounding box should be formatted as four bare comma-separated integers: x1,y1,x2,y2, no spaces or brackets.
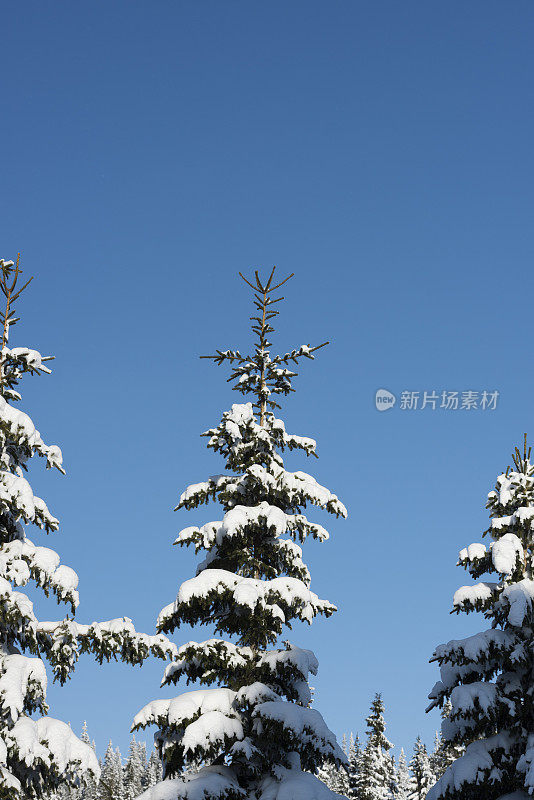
264,266,277,291
271,272,295,291
238,272,256,291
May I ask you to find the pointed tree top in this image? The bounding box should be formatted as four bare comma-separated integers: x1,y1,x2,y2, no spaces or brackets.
238,265,294,295
200,267,328,418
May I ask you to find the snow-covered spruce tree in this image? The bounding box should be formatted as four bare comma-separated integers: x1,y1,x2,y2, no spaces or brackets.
99,743,124,800
132,268,348,800
146,752,163,789
408,738,433,800
430,732,443,783
393,749,410,800
0,257,101,797
317,734,350,799
0,257,178,800
316,760,348,798
358,694,394,800
124,737,147,800
81,722,98,800
427,436,534,800
348,733,363,800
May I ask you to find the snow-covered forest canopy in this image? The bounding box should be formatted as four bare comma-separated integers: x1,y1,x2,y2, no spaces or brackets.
1,256,533,800
47,695,456,800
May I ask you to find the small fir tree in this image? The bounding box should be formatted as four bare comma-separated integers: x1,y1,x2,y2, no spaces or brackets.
409,738,433,800
317,761,348,798
359,694,394,800
124,737,146,800
81,722,98,800
394,749,411,800
146,752,162,788
429,733,443,783
132,269,348,799
348,733,363,800
99,744,123,800
427,437,534,800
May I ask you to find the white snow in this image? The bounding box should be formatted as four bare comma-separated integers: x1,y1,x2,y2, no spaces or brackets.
0,395,62,471
491,533,523,576
36,617,178,681
428,733,513,800
0,471,58,530
258,644,319,679
159,569,334,629
181,711,243,754
0,538,80,607
286,513,329,542
7,716,99,778
453,582,497,610
501,579,534,626
175,503,288,549
178,475,228,508
133,688,237,730
204,403,317,459
224,503,287,539
246,464,347,518
492,507,534,533
450,682,499,715
433,628,518,665
163,639,251,684
134,766,245,800
494,473,514,506
517,734,534,792
253,701,346,763
178,464,346,520
0,654,47,723
515,507,534,524
458,543,486,563
258,767,346,800
235,682,279,706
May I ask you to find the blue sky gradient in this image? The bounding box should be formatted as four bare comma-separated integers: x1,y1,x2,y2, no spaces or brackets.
2,0,534,758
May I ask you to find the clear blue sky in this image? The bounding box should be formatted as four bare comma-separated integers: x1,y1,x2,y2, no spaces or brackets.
2,0,534,760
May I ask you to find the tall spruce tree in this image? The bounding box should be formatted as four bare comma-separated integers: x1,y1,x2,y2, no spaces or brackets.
429,732,443,783
124,737,147,800
146,752,163,789
132,269,348,800
408,738,433,800
317,761,348,798
99,744,124,800
0,256,179,799
81,722,98,800
348,733,363,800
0,257,100,796
393,749,410,800
427,437,534,800
358,695,394,800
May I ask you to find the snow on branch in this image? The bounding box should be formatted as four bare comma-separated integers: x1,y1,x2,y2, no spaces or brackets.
36,618,177,684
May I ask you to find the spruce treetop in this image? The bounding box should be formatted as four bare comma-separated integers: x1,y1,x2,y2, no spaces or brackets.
365,694,392,754
200,267,328,422
133,268,348,800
